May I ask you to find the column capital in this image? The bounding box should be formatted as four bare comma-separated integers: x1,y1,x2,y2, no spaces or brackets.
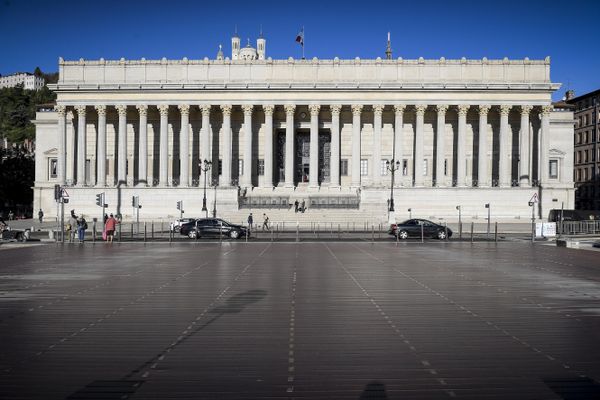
242,104,253,115
136,104,148,116
200,104,211,115
373,104,384,115
457,104,470,116
330,104,342,116
75,105,86,115
520,105,533,115
55,105,66,116
415,104,427,115
95,105,107,116
263,104,275,115
436,104,449,114
351,104,363,116
394,104,406,114
178,104,190,115
158,104,169,116
284,104,296,115
500,104,512,116
541,105,553,116
478,104,491,115
220,104,233,116
309,104,320,116
115,105,127,116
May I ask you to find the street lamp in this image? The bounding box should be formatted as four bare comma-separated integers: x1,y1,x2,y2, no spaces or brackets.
408,208,412,219
386,159,401,212
485,203,490,239
200,159,212,218
529,200,535,242
212,178,218,218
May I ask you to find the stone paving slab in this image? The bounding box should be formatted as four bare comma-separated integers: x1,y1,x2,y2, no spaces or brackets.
0,242,599,399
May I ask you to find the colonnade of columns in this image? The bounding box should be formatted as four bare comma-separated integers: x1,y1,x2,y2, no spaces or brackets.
53,103,553,190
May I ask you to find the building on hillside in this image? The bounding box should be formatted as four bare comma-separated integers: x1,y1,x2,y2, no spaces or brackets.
566,89,600,210
0,72,45,90
33,32,575,224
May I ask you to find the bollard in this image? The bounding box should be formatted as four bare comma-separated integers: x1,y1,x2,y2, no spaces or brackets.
371,224,374,243
246,226,248,242
144,222,147,243
338,224,341,240
378,223,381,239
220,221,223,245
494,222,498,242
151,221,154,239
161,221,164,236
296,223,299,242
421,223,424,243
118,223,122,242
470,222,474,242
396,228,399,245
444,222,448,241
271,227,274,242
169,227,172,243
131,223,134,238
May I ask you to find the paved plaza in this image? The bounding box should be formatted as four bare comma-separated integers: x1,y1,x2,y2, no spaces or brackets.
0,241,599,399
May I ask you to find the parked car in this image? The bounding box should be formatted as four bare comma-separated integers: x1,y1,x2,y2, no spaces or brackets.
170,218,196,232
389,219,452,240
180,218,249,239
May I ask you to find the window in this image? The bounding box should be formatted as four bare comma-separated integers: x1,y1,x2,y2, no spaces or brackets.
85,159,91,184
340,159,348,176
238,159,243,176
218,159,222,175
402,159,408,176
360,159,368,176
380,160,388,176
258,159,264,176
444,159,448,176
49,158,57,179
423,159,428,176
549,159,558,179
576,133,581,144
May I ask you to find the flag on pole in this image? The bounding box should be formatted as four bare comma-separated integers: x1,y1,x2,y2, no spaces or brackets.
295,28,304,46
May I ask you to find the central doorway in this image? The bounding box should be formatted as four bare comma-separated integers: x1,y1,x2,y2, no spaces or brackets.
294,131,331,185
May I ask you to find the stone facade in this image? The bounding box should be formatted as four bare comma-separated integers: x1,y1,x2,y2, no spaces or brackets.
33,44,575,224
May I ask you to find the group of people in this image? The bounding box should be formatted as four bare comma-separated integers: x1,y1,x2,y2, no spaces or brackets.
65,210,119,243
247,213,271,231
294,200,307,213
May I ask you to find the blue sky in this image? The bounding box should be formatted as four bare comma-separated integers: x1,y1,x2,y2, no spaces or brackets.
1,0,598,100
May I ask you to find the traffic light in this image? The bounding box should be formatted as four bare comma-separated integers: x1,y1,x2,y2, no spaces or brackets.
54,185,61,201
176,201,181,211
96,193,104,207
132,196,137,208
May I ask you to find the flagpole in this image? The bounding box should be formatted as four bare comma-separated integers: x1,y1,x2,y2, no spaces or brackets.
302,26,305,60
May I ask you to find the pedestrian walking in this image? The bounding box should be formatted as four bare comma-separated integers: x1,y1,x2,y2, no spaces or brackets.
104,213,118,243
262,213,270,231
301,200,306,213
247,213,254,230
38,209,44,223
294,200,299,213
68,210,78,242
8,210,14,221
77,215,87,243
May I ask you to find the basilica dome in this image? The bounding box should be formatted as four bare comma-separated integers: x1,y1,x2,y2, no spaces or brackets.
238,41,258,61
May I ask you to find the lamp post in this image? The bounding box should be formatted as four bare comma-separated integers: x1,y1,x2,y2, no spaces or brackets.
529,200,535,242
212,178,218,218
485,203,490,239
200,159,212,218
408,208,412,219
386,159,401,212
456,205,462,239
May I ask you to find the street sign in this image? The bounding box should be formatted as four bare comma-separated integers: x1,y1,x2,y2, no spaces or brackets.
62,188,70,199
529,193,538,203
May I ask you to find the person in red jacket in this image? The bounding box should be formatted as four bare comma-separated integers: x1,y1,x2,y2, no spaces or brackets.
104,214,118,242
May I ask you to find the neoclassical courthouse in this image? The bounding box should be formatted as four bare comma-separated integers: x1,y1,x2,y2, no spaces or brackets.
34,34,574,223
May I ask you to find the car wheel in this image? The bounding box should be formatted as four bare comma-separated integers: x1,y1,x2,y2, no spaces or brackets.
397,230,409,240
16,233,25,242
230,230,240,239
437,230,447,240
188,230,198,239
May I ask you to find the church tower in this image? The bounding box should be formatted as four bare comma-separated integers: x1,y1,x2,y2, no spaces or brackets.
385,32,392,60
231,28,240,60
257,28,266,60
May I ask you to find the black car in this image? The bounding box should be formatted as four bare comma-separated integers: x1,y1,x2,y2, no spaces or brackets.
389,219,452,240
180,218,249,239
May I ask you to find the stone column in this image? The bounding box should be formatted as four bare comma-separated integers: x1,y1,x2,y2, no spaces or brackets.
263,105,275,187
67,111,75,184
351,105,363,186
136,105,148,186
220,105,233,186
242,104,253,187
178,104,190,187
95,105,107,187
393,104,405,186
309,104,320,187
372,104,384,186
519,105,533,186
75,105,87,186
116,105,128,185
284,104,295,187
477,105,491,187
200,104,211,163
158,104,169,186
330,104,342,187
456,105,469,187
540,105,552,184
435,105,448,187
55,105,67,185
499,104,511,187
414,105,426,187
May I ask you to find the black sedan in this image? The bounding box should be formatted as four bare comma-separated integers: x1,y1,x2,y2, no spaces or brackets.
180,218,249,239
389,219,452,240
